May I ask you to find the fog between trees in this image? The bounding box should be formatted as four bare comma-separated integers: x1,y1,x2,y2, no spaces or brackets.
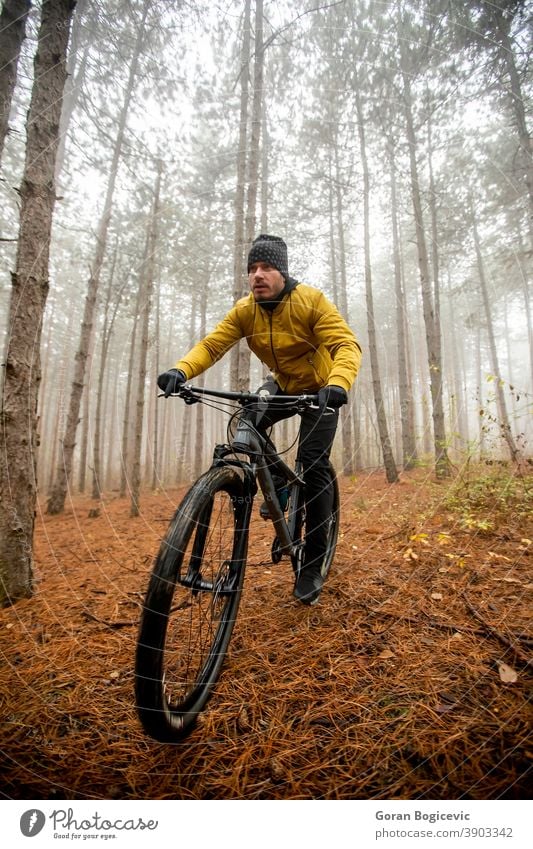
0,0,531,602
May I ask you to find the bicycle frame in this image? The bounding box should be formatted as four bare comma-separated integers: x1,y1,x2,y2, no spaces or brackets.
230,416,305,556
172,383,321,563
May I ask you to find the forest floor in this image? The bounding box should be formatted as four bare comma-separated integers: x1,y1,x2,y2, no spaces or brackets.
1,463,532,800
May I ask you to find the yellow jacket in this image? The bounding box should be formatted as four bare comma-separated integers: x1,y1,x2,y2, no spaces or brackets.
175,283,362,395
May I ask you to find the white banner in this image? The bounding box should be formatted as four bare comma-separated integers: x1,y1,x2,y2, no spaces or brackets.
2,799,530,849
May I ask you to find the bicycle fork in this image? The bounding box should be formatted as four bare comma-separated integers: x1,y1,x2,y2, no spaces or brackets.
178,473,254,596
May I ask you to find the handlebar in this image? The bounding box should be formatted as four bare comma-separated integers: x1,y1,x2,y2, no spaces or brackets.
159,384,321,409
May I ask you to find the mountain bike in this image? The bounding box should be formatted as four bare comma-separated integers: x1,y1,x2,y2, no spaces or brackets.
134,384,339,743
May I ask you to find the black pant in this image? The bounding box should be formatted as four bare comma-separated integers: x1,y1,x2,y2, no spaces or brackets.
247,378,339,568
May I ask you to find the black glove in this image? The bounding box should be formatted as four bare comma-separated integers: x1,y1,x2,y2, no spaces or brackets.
157,368,186,397
317,385,348,412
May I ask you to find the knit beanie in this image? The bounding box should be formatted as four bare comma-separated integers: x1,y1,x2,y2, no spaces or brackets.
247,234,289,280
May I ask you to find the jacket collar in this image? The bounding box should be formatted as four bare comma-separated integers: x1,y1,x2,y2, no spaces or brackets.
255,276,299,311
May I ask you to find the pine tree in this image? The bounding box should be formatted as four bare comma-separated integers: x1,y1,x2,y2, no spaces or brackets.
0,0,75,606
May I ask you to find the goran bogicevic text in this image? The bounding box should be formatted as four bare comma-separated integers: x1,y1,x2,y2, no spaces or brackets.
376,811,471,824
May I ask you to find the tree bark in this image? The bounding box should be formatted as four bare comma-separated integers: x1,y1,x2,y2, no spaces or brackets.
471,201,519,461
0,0,74,605
130,160,162,517
55,0,89,186
514,222,533,390
260,107,269,231
151,278,161,490
77,362,91,492
476,324,486,459
0,0,31,163
193,267,209,480
327,155,339,305
92,246,122,500
237,0,264,392
47,1,148,514
332,134,354,475
229,0,251,391
493,8,533,242
354,78,398,483
446,274,469,450
119,296,139,498
389,142,417,468
400,55,451,479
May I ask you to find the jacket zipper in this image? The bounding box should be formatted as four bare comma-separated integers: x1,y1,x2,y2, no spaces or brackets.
268,311,282,376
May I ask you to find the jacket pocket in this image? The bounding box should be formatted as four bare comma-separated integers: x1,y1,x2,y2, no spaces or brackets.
308,345,332,385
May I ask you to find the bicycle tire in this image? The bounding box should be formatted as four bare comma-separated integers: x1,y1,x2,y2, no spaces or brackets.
290,460,340,578
321,462,340,578
135,466,248,742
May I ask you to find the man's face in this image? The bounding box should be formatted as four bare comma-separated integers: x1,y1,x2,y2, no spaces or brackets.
248,261,285,301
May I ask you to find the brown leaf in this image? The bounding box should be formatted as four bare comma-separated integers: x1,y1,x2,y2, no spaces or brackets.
378,649,395,659
436,702,457,714
498,662,518,683
269,757,286,783
237,707,252,732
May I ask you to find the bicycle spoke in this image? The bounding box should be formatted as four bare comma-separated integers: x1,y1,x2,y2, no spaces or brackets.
162,490,237,709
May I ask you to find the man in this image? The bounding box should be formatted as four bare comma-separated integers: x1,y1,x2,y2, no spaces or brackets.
158,234,362,605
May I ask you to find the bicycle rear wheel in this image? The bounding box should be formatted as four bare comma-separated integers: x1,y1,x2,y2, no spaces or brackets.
135,466,248,742
321,462,340,578
290,460,339,578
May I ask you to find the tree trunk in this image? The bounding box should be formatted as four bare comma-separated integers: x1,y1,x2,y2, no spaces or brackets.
389,143,417,469
55,0,89,185
328,151,355,472
446,274,469,450
176,409,192,484
151,279,161,490
105,369,119,491
260,107,269,231
400,57,451,479
229,0,251,391
193,269,209,480
130,160,162,517
476,324,486,459
355,79,398,483
37,296,56,483
327,156,339,304
352,387,363,472
515,223,533,390
175,291,200,484
45,342,74,494
92,248,122,500
333,134,354,475
0,0,31,163
119,300,139,498
494,9,533,241
0,0,74,606
237,0,264,392
77,364,91,492
47,1,148,514
471,203,519,461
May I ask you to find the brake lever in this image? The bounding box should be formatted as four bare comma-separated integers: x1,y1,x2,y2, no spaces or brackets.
157,385,200,404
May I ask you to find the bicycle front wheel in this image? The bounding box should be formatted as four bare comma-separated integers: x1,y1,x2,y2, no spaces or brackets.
135,466,248,742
